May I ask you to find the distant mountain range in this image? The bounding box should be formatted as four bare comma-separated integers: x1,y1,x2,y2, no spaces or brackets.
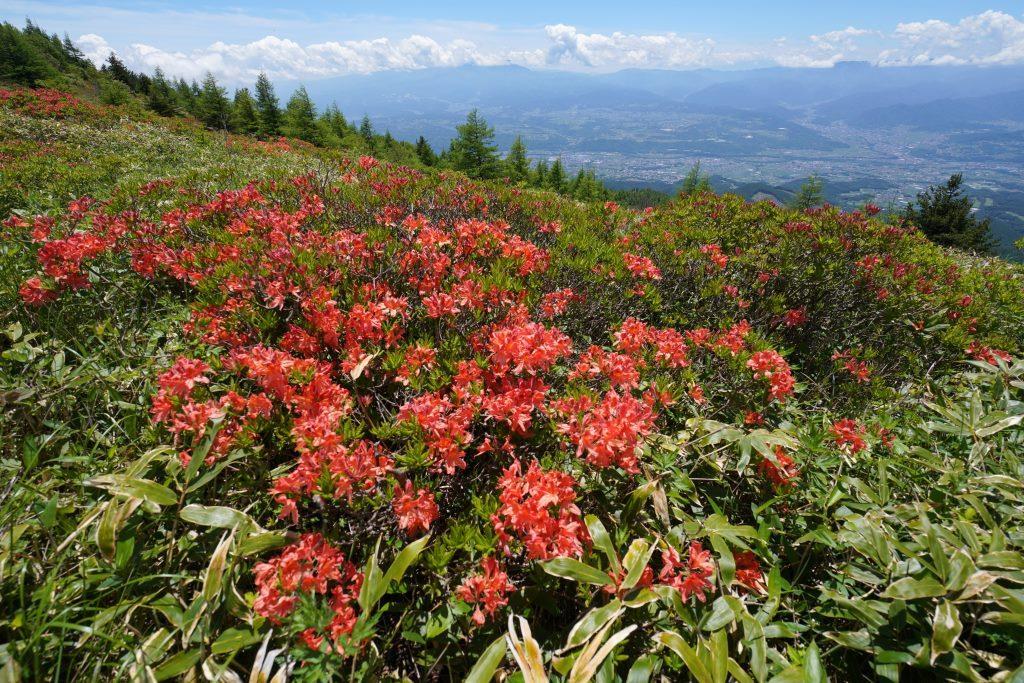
290,62,1024,254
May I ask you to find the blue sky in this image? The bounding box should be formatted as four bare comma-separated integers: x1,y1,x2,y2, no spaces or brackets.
3,1,1023,82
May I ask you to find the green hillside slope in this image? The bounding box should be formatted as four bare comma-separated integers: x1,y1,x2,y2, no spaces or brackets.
2,86,1024,682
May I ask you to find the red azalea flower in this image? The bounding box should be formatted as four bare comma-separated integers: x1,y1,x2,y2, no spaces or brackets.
456,557,515,625
491,459,588,560
734,551,766,593
660,542,714,604
831,418,867,455
392,480,439,537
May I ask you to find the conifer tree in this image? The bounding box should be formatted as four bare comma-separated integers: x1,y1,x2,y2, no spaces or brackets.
283,86,320,144
791,174,824,211
0,22,53,85
547,157,566,193
450,109,500,179
532,159,549,188
415,136,436,166
680,161,712,195
359,116,375,145
231,87,259,135
103,53,135,89
320,103,348,139
197,72,231,130
505,135,531,182
902,174,994,252
146,67,177,116
254,72,281,138
172,78,197,116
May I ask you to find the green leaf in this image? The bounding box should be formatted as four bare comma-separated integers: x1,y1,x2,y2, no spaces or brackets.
210,628,264,654
623,479,658,524
378,534,431,606
96,500,119,562
703,597,738,632
236,531,289,557
824,630,873,651
361,535,430,614
626,654,658,683
931,600,963,663
741,614,767,683
465,635,507,683
566,600,623,648
202,531,233,602
180,504,259,532
152,648,202,681
183,418,223,483
586,515,620,573
709,535,735,588
881,576,947,600
978,551,1024,570
86,475,177,507
621,539,654,590
803,641,826,683
710,629,728,683
655,631,712,683
542,557,615,586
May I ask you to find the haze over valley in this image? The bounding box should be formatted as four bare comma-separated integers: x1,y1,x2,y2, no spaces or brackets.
300,62,1024,252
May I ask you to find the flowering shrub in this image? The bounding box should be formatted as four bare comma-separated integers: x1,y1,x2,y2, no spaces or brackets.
2,89,1024,682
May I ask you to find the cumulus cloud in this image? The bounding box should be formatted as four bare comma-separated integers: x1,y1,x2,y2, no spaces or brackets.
543,24,718,68
76,10,1024,82
81,33,497,82
884,10,1024,66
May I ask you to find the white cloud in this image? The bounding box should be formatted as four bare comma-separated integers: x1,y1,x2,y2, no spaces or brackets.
77,33,115,65
73,10,1024,82
885,10,1024,66
810,27,877,52
543,24,718,69
81,33,497,82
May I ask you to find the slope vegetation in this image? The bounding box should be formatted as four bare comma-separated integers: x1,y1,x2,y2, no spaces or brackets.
2,87,1024,682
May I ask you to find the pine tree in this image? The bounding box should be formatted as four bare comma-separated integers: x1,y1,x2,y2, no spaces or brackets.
532,160,549,188
0,22,53,85
172,78,197,116
791,175,824,211
570,169,606,201
147,67,178,116
902,174,994,252
505,135,531,183
359,116,375,145
254,72,281,138
196,72,231,130
103,53,135,89
680,161,712,195
231,87,259,135
450,109,500,179
323,104,348,134
283,86,320,144
547,157,566,193
415,136,436,166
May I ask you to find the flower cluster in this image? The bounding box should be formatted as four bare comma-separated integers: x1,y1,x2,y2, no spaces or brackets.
555,391,657,473
253,533,363,650
392,481,440,537
492,459,588,560
832,350,871,383
659,542,715,603
623,253,662,280
746,349,796,402
831,418,868,455
456,557,515,625
760,446,799,489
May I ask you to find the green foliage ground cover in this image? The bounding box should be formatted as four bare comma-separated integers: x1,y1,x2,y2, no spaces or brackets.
1,87,1024,682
